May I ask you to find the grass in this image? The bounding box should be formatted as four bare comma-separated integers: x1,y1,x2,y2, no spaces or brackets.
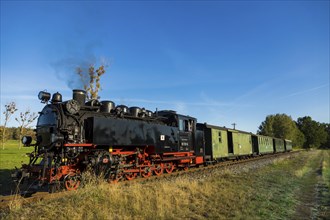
322,150,330,188
1,150,329,219
318,150,330,219
0,140,33,195
0,140,32,169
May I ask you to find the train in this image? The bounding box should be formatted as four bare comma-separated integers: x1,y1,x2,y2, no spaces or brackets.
14,89,292,191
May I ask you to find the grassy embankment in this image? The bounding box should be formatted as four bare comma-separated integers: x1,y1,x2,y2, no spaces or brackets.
1,149,329,219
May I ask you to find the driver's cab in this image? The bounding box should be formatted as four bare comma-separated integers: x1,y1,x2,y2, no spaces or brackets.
177,115,196,152
156,110,196,152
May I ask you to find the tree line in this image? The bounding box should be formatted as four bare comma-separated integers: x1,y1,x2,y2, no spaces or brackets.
0,126,35,141
258,114,329,149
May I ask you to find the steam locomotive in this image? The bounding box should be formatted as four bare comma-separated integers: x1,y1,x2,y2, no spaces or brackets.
15,89,292,191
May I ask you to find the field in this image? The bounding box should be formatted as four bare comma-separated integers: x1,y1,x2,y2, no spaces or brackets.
0,140,32,195
0,143,329,219
0,140,31,169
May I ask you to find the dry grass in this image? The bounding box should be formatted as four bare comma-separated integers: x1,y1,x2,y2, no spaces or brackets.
322,150,330,188
1,150,328,220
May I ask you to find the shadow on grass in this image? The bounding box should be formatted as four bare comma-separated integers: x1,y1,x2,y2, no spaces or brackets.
0,169,57,197
0,169,18,196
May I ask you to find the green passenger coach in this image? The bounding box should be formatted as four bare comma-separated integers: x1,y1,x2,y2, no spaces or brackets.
284,139,293,151
198,124,229,161
252,135,274,155
273,138,285,152
227,129,253,157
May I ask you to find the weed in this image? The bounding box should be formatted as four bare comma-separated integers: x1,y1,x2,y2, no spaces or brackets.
1,150,328,220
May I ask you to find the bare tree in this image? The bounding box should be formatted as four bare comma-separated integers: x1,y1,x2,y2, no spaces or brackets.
1,102,18,149
77,65,106,100
15,109,38,149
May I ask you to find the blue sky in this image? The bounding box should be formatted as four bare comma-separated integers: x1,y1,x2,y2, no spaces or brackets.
1,1,329,132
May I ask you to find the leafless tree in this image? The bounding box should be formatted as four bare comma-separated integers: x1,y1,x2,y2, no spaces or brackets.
1,102,18,149
77,65,106,100
15,109,38,149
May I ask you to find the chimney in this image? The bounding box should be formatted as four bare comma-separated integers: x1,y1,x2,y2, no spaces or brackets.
73,89,86,106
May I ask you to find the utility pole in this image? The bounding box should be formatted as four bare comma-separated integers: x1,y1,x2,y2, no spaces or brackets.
232,123,236,130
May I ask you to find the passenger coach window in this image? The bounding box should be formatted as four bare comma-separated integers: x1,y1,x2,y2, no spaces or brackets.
219,132,222,143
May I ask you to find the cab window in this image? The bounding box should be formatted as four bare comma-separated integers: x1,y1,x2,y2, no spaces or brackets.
179,119,194,132
179,119,185,131
37,107,57,126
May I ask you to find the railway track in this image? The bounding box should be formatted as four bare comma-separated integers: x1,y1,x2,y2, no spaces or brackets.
133,150,301,184
0,150,301,210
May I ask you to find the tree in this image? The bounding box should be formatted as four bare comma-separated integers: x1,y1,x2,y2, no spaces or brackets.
296,116,328,149
319,123,330,149
1,102,18,149
77,65,106,100
258,113,305,148
15,109,38,149
320,123,330,149
293,129,306,149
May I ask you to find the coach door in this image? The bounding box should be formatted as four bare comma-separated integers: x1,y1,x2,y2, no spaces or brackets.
178,116,195,152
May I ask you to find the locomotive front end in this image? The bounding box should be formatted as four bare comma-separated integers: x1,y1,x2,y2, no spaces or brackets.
35,105,63,150
15,90,85,192
22,91,63,150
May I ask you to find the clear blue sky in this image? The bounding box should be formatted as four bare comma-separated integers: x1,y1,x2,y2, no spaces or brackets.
1,1,329,132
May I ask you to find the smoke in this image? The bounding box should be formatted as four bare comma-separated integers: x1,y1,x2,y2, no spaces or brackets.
50,43,105,90
51,56,95,89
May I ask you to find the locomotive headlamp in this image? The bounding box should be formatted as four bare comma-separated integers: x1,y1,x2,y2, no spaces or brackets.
38,91,51,103
22,136,32,146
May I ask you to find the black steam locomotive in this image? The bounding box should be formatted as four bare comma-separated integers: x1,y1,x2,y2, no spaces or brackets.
16,89,292,191
17,90,204,190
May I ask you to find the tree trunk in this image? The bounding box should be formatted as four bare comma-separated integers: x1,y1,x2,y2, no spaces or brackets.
18,126,23,149
1,123,7,150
